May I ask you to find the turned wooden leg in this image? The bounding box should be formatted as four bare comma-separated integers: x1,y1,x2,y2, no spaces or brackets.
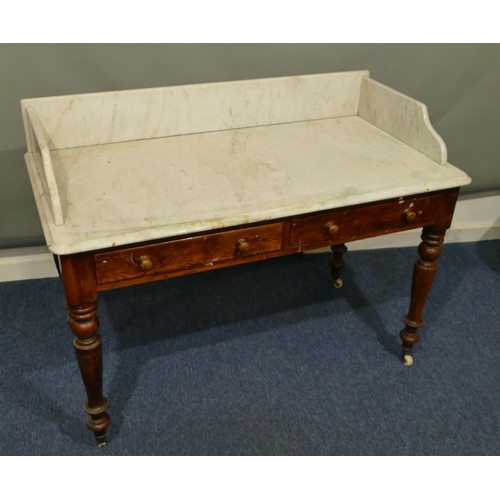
400,227,445,366
67,301,110,446
61,254,110,446
329,243,347,288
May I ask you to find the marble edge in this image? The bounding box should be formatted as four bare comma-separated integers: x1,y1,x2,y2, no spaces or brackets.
20,99,36,153
19,70,371,104
26,107,64,225
44,172,471,255
417,100,448,165
24,153,56,252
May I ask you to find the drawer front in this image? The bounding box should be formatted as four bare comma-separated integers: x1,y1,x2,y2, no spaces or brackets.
95,223,284,285
289,194,441,247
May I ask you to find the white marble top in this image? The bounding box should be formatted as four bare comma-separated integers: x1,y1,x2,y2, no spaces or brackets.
25,115,471,254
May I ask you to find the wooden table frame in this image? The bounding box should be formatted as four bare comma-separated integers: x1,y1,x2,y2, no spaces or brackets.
56,187,459,446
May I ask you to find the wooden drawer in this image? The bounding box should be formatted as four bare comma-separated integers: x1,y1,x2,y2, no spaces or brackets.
289,194,441,247
95,223,284,285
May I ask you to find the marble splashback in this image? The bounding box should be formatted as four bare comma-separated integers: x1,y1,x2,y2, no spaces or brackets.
21,71,471,249
358,77,447,165
21,70,369,151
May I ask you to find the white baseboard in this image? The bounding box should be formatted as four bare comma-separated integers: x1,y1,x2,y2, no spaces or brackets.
2,191,499,282
0,246,59,282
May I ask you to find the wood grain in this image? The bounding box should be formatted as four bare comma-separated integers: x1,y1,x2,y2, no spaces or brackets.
95,223,284,286
289,192,443,247
93,190,459,291
400,227,446,358
60,253,110,446
54,187,461,444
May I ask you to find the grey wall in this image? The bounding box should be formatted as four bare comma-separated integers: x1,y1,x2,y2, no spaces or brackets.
1,44,499,249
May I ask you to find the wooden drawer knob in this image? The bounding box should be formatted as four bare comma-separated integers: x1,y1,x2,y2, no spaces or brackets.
405,210,417,222
326,222,339,236
137,255,153,271
237,239,250,253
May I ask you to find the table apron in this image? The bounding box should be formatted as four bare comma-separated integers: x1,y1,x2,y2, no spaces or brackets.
93,189,458,291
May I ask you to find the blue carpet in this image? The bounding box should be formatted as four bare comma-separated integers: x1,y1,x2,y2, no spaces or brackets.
0,240,499,455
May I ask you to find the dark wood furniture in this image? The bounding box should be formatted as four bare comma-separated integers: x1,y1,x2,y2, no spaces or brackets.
57,188,459,446
21,71,470,446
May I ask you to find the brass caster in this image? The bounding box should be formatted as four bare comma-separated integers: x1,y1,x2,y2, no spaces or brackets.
333,278,343,288
403,354,413,366
94,433,107,447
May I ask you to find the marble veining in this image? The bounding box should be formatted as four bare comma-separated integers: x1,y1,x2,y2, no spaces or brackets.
21,72,471,254
21,70,369,151
26,107,63,225
358,77,447,164
26,116,470,254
